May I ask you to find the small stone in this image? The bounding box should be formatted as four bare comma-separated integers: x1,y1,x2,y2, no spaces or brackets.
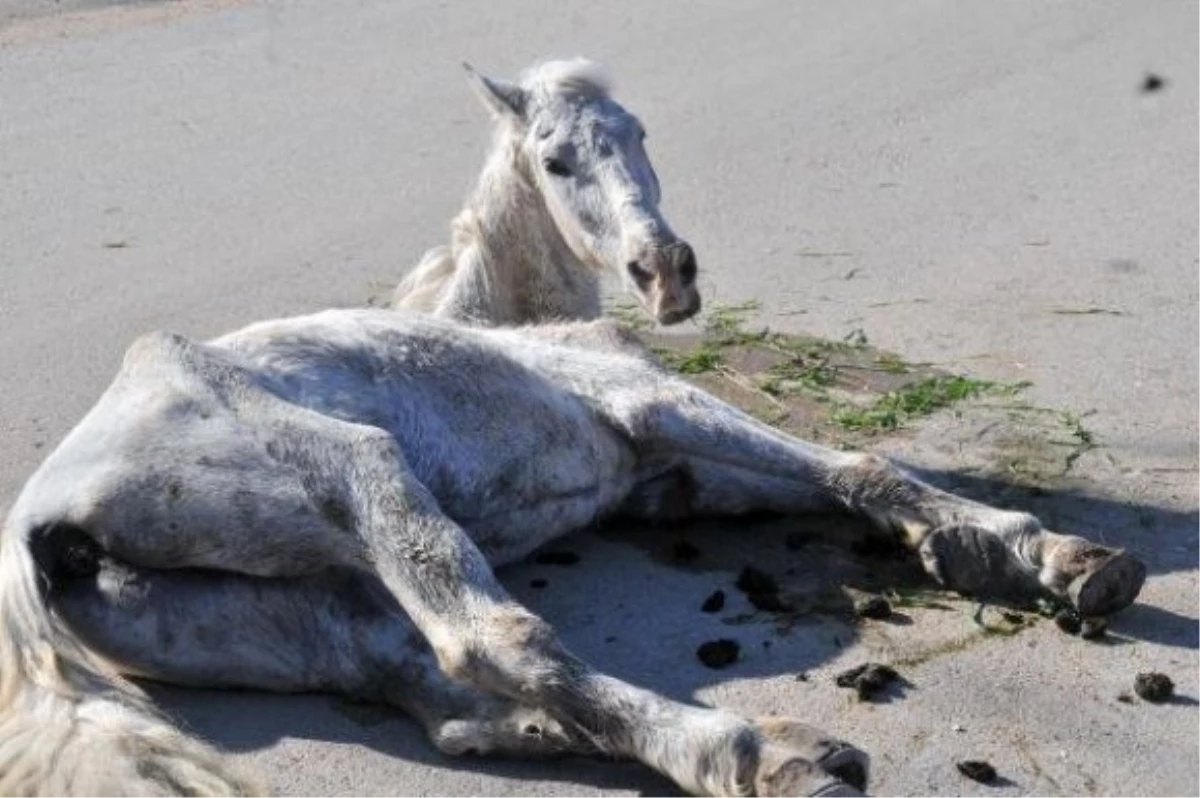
1054,608,1082,635
697,639,740,669
700,589,726,613
951,723,965,733
1133,672,1174,703
1116,692,1134,704
855,595,893,620
956,760,997,784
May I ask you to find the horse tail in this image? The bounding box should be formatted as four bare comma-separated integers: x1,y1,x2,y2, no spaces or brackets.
0,515,260,796
392,244,456,312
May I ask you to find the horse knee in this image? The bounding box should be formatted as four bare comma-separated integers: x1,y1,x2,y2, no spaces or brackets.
831,453,916,506
430,606,567,700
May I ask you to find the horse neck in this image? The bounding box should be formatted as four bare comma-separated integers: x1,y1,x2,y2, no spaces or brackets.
451,138,602,325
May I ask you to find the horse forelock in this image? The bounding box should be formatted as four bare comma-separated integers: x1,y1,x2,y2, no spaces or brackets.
521,58,613,103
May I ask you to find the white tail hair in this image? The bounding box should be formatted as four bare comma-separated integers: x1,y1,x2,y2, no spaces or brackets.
0,517,259,796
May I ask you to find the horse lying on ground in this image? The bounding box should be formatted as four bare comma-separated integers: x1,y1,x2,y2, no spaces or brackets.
0,313,1148,796
0,61,1146,797
392,59,700,326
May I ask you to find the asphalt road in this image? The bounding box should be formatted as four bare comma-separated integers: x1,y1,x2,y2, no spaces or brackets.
1,1,1196,795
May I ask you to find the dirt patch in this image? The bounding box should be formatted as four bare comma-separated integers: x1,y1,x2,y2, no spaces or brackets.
597,302,1089,653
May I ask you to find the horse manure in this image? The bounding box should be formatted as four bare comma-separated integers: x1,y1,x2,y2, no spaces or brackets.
701,589,726,613
735,565,790,612
1054,608,1082,635
529,578,548,589
956,760,997,784
835,663,900,701
1141,73,1166,93
1001,611,1025,625
1133,672,1174,703
748,591,791,612
672,540,701,563
736,565,778,595
854,595,892,620
534,550,580,566
697,639,740,669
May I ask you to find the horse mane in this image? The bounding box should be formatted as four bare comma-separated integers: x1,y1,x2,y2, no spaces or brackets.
520,58,613,102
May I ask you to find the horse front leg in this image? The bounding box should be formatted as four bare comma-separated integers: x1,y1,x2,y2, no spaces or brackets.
289,423,865,796
616,382,1146,619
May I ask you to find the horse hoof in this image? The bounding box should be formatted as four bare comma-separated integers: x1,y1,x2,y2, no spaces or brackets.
1068,550,1146,617
817,745,869,792
754,719,869,783
755,755,865,797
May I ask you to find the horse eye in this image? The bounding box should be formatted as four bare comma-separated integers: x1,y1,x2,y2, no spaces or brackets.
543,158,571,177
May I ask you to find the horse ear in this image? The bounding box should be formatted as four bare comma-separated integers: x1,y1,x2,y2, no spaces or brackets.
462,62,527,121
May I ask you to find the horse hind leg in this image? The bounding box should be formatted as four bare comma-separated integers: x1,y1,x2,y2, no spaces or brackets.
51,559,596,761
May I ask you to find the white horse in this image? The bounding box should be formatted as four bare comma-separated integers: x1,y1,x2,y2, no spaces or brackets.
0,308,1145,796
391,59,700,326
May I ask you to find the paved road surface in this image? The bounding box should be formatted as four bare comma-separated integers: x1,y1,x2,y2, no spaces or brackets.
1,1,1195,795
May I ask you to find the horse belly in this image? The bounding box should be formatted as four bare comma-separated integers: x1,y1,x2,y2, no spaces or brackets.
399,383,637,560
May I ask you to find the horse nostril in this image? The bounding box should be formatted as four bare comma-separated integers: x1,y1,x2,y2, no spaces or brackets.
677,245,697,285
626,260,653,288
